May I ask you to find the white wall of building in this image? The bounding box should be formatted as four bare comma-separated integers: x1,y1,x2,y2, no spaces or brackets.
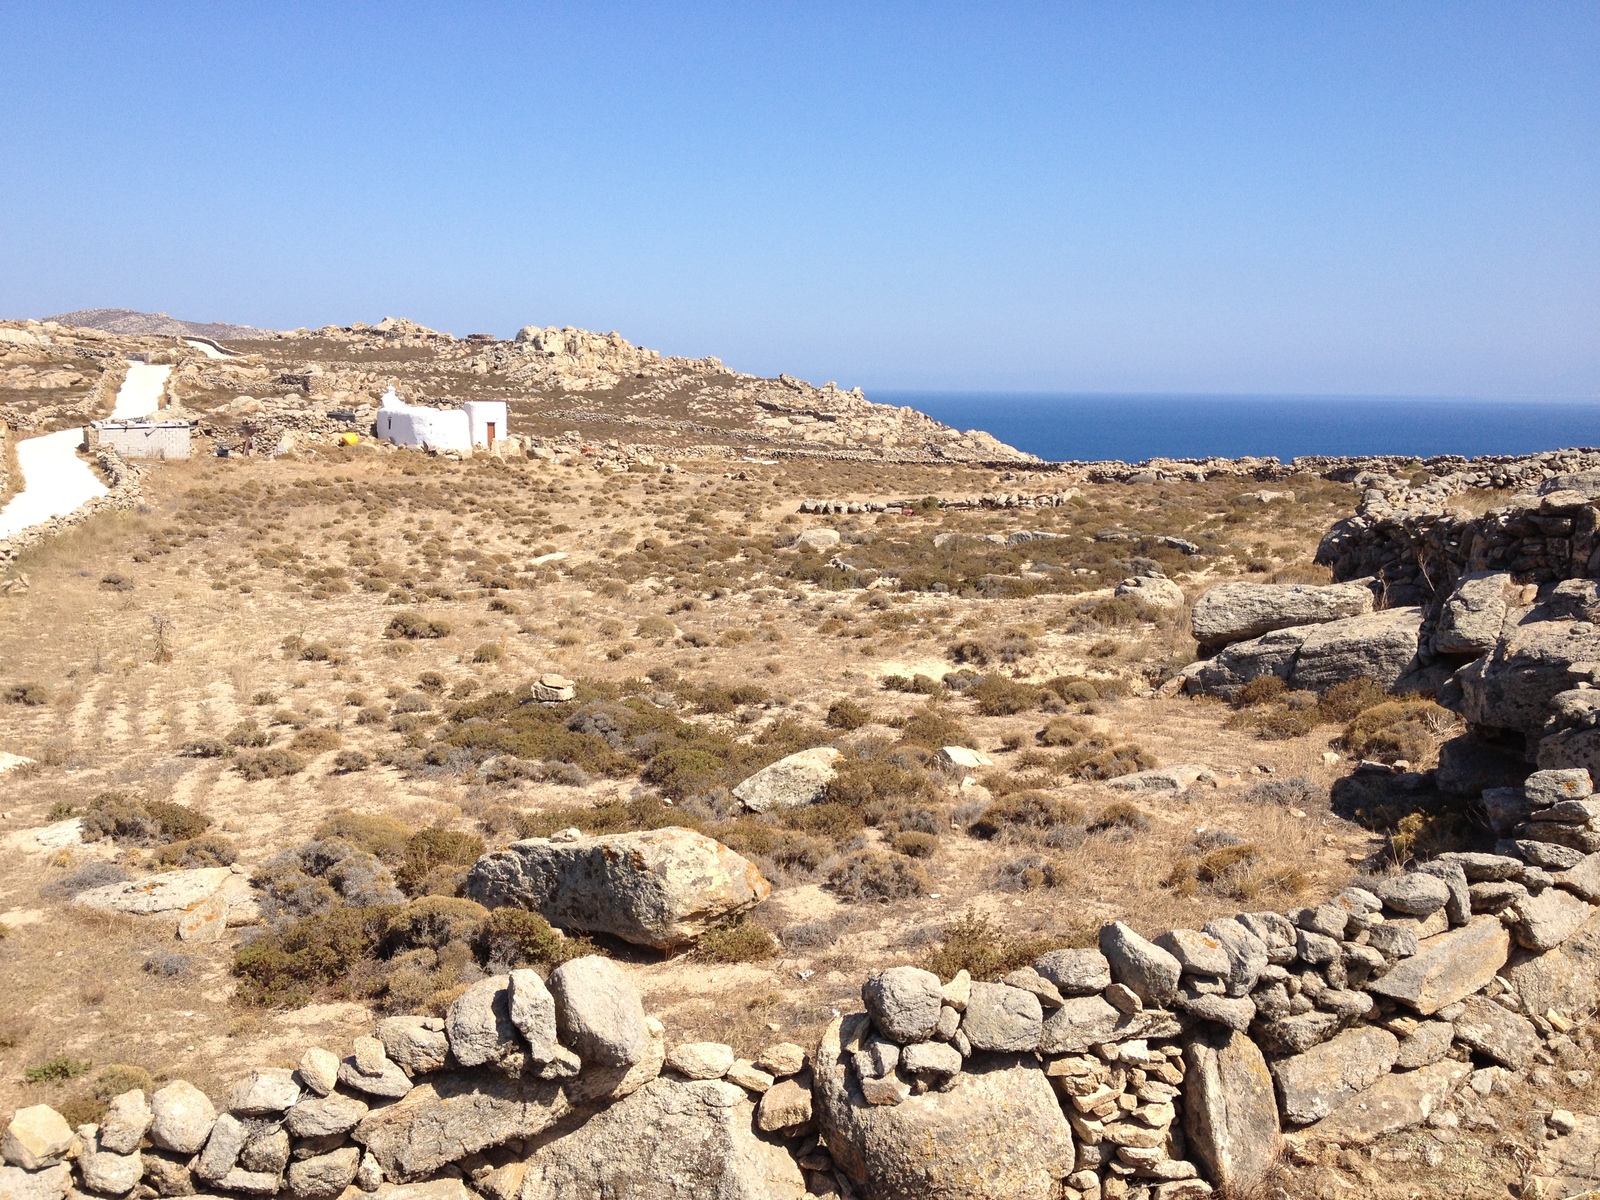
375,388,477,451
462,401,508,447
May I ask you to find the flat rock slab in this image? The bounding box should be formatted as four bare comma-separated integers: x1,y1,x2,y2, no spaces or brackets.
1183,1027,1281,1197
1270,1026,1399,1127
353,1071,569,1182
1307,1058,1470,1145
74,867,232,915
1191,581,1374,646
1105,765,1214,794
466,827,770,950
1366,916,1510,1015
733,747,842,812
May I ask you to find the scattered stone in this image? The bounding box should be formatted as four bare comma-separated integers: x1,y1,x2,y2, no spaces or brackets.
1154,929,1231,977
285,1093,369,1138
902,1041,963,1077
548,955,651,1068
1308,1059,1471,1145
940,969,972,1012
732,747,842,812
176,892,229,942
1394,1020,1456,1070
297,1048,340,1097
1526,768,1594,807
863,966,945,1044
936,746,995,770
339,1052,413,1100
79,1129,143,1196
194,1114,248,1184
466,828,771,950
754,1043,807,1078
1002,966,1063,1008
527,673,576,702
0,1163,70,1200
447,975,523,1070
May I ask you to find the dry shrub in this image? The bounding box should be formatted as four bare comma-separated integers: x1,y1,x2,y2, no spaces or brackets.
1317,677,1390,723
386,612,453,639
236,748,307,780
896,703,974,750
39,862,130,900
473,643,504,663
475,908,593,971
828,850,929,902
1344,699,1454,764
1246,776,1323,808
968,791,1085,842
1232,675,1287,708
693,915,778,963
1225,705,1320,740
636,615,676,639
316,811,413,863
397,828,486,896
81,793,211,845
179,737,230,758
291,726,343,753
826,698,873,730
919,912,1069,981
153,834,239,868
890,831,940,858
255,838,403,923
882,673,944,696
1088,800,1150,834
1036,717,1095,747
333,749,371,774
993,855,1071,891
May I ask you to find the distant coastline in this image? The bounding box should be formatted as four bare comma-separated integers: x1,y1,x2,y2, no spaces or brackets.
873,391,1600,463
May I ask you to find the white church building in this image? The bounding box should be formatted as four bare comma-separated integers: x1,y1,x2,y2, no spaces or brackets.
375,387,507,451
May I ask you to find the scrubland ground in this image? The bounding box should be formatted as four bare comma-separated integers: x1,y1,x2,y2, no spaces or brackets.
0,446,1524,1196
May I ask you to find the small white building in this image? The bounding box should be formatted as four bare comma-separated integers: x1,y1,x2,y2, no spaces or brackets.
375,388,507,451
87,419,194,460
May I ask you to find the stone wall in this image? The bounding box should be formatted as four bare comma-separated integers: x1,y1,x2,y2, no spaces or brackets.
0,446,145,568
11,779,1600,1200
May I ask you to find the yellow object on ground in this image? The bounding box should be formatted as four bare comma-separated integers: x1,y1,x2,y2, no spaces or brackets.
340,432,360,445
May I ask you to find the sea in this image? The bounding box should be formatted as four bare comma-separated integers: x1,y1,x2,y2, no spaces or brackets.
871,392,1600,464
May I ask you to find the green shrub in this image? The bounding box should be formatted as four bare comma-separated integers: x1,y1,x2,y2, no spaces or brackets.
236,749,307,780
81,793,211,845
969,675,1040,716
693,915,778,963
994,855,1071,891
824,753,937,809
1344,700,1453,763
826,699,873,730
233,905,391,1006
1318,677,1390,723
475,907,593,970
636,615,676,640
24,1055,91,1083
397,828,486,895
315,811,413,863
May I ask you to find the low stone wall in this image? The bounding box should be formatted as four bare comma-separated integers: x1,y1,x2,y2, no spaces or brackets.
10,770,1600,1200
0,446,144,568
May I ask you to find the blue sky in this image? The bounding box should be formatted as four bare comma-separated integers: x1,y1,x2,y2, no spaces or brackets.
1,1,1595,397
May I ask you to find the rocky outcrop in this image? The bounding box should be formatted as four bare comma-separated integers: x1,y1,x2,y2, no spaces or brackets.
1179,607,1425,699
1189,581,1374,649
464,827,770,950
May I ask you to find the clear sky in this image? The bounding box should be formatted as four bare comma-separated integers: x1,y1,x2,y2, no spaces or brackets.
2,2,1596,397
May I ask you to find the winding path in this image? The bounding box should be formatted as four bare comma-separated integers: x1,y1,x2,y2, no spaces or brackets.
0,363,170,540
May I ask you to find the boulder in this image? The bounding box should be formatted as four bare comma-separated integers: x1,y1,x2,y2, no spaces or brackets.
815,1014,1076,1200
149,1081,215,1154
1526,767,1595,807
1510,886,1594,951
228,1068,301,1115
547,955,650,1068
176,892,229,942
1100,921,1181,1006
465,827,770,950
1394,1020,1455,1069
732,747,842,812
1115,575,1185,610
1032,949,1111,996
1432,572,1520,655
794,528,841,552
1366,916,1510,1015
339,1053,413,1100
1270,1026,1399,1126
1200,917,1268,996
1105,765,1215,795
100,1090,153,1155
194,1114,248,1184
1306,1058,1470,1145
936,746,994,770
2,1107,74,1170
1455,620,1600,735
1190,581,1374,647
446,975,523,1070
1179,626,1307,699
1182,1027,1281,1197
0,1162,71,1200
286,1147,361,1200
1289,607,1424,693
352,1071,570,1181
1154,929,1231,978
862,967,945,1044
959,983,1042,1052
1451,995,1539,1069
517,1076,805,1199
376,1016,450,1075
564,1014,665,1106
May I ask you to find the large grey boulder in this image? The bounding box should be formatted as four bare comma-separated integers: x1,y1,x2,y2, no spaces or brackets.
1099,921,1181,1006
352,1071,570,1181
465,827,770,950
1191,581,1373,648
1289,606,1425,693
517,1076,805,1199
1179,626,1307,699
815,1014,1075,1200
547,955,650,1068
1367,916,1510,1015
732,747,841,812
1433,572,1522,655
1455,620,1600,735
1270,1026,1399,1126
862,967,944,1044
1183,1026,1281,1196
